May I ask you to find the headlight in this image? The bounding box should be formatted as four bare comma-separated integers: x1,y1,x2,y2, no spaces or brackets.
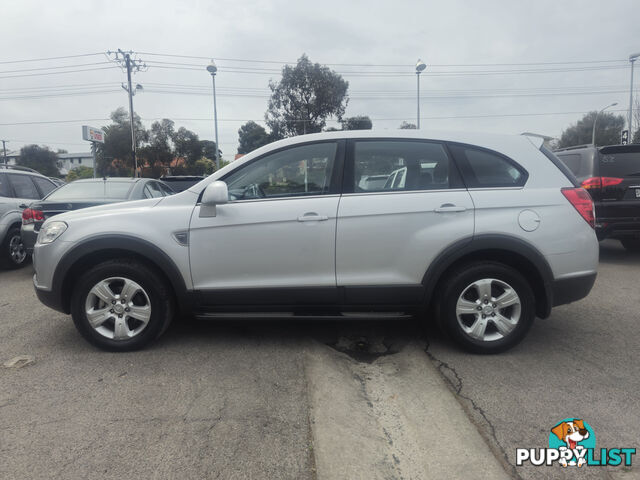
37,221,68,244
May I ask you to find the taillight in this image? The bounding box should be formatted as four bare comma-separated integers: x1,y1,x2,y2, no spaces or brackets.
580,176,623,189
561,187,595,228
22,208,44,225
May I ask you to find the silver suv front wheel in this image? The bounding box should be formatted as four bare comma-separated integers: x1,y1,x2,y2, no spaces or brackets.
71,259,174,351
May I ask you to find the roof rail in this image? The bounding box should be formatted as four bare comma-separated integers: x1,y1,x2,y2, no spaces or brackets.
553,144,594,152
0,164,39,173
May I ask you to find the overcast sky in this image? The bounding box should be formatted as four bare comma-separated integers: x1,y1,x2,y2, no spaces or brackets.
1,0,639,159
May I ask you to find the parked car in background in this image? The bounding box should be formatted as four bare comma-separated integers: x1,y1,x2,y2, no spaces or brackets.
555,144,640,251
0,165,58,269
32,131,598,353
49,177,66,188
159,175,206,192
21,177,174,253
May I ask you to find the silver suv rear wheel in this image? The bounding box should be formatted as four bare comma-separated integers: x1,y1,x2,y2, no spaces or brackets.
438,261,535,353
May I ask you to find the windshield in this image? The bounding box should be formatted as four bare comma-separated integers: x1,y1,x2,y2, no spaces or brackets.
599,152,640,177
45,181,133,200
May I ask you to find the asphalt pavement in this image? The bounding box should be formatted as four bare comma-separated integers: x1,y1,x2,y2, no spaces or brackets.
1,240,638,479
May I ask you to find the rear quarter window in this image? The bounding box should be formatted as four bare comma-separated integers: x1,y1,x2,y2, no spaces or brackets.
0,173,11,197
448,144,528,188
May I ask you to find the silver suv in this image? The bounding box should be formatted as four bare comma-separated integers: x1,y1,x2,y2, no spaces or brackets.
32,131,599,353
0,166,58,269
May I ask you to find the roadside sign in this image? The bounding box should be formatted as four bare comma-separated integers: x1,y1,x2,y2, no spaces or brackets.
82,125,105,144
621,129,629,145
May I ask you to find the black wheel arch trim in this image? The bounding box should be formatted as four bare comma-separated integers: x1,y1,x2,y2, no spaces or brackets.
422,234,555,319
50,234,189,314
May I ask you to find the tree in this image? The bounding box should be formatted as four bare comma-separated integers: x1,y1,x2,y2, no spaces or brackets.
341,116,373,130
16,145,60,176
66,166,94,182
138,119,175,177
97,108,148,176
266,54,349,137
399,121,417,130
172,127,203,165
237,121,271,154
557,111,625,148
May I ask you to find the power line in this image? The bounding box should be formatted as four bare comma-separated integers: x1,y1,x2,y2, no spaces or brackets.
1,109,629,127
0,53,104,64
0,61,113,75
137,51,628,67
0,66,119,79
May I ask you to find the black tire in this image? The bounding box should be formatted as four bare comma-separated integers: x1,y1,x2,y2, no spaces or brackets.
70,259,174,351
0,227,30,270
436,261,535,354
620,239,640,252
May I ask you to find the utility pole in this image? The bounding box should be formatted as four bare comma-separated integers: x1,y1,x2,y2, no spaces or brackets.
108,50,146,177
628,53,640,138
1,140,7,166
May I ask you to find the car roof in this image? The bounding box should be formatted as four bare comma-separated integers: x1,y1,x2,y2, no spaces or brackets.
72,177,142,183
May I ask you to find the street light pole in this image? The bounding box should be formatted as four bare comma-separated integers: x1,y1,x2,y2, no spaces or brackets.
628,53,640,138
207,60,220,171
592,102,618,145
416,59,427,129
1,140,7,166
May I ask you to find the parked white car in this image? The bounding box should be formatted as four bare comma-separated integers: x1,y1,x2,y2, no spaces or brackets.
32,130,598,353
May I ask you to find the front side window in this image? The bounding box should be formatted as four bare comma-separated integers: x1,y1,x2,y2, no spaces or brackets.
8,174,39,199
352,140,457,192
449,145,527,188
225,142,337,200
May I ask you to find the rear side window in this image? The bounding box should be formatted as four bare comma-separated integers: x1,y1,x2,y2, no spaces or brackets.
8,174,40,199
0,173,11,197
350,140,461,192
449,144,527,188
32,176,57,197
556,153,582,176
598,151,640,177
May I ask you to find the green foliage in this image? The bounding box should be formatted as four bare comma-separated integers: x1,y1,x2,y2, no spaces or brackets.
16,145,60,176
237,121,271,154
558,111,625,148
399,121,417,130
266,54,349,137
173,127,203,165
66,166,94,182
97,107,148,176
341,116,373,130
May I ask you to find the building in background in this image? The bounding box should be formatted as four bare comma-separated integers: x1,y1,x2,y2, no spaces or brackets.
57,152,93,175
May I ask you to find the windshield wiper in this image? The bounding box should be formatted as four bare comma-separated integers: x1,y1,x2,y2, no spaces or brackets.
624,172,640,176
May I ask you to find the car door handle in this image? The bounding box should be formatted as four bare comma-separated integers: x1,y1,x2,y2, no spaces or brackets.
434,204,467,213
297,213,329,222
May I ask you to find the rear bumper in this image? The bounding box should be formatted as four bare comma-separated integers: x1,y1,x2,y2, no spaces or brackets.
20,224,38,254
551,272,597,307
595,217,640,241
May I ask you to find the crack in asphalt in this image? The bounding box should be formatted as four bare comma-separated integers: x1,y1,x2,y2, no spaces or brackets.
423,339,522,480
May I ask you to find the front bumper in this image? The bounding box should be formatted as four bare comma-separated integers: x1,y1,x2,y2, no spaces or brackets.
551,272,597,307
33,274,67,313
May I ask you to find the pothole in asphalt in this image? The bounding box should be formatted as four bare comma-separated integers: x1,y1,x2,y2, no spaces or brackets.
327,334,404,363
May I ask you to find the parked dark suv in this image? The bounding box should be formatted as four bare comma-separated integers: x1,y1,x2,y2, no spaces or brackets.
555,144,640,251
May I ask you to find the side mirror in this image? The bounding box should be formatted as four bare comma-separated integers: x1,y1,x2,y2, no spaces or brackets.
202,181,228,206
200,181,228,218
